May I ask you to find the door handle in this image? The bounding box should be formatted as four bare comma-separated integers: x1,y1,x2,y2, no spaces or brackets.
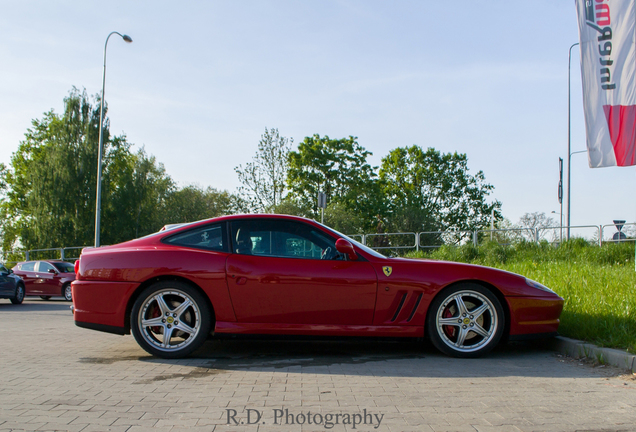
236,277,247,285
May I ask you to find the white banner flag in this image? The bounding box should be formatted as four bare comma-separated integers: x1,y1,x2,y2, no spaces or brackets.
575,0,636,167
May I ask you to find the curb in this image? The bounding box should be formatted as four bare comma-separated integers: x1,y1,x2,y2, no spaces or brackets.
547,336,636,373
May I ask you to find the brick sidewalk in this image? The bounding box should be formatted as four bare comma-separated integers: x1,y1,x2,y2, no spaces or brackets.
1,299,635,432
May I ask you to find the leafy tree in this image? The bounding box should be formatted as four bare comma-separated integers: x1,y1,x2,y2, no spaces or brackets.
1,88,103,249
235,128,292,212
379,145,500,234
0,88,173,249
102,145,175,240
163,185,244,224
322,202,365,235
286,134,381,231
270,198,313,219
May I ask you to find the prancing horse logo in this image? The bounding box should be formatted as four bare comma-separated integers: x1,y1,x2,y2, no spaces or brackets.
382,266,392,277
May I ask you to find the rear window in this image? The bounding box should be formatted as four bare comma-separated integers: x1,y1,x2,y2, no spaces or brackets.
52,262,75,273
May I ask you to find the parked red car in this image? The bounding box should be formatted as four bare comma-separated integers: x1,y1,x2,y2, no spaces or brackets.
13,260,76,301
72,214,563,359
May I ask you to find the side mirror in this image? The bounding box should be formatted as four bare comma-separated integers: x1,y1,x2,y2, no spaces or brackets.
335,238,358,261
48,268,57,274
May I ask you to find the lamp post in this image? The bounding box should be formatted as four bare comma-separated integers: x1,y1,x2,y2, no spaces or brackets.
567,42,579,241
95,32,132,247
567,149,587,239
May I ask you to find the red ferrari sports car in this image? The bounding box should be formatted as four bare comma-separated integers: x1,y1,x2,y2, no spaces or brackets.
72,214,563,359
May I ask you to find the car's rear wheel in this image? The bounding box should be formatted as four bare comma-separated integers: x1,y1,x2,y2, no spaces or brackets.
40,296,51,300
131,281,211,359
63,284,72,301
11,284,25,304
427,283,504,358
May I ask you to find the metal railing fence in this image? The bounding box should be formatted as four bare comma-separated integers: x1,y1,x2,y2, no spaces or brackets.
1,224,633,264
0,246,85,267
347,224,633,252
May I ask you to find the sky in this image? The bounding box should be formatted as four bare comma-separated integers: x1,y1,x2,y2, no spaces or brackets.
0,1,634,238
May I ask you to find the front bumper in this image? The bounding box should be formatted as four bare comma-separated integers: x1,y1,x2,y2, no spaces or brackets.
506,295,564,336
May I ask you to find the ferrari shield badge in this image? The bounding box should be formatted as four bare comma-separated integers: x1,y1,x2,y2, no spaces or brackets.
382,266,392,277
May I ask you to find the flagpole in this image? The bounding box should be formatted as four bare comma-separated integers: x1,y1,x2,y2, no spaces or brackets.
567,42,579,241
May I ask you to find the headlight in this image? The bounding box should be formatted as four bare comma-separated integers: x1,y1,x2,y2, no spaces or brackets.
525,278,556,294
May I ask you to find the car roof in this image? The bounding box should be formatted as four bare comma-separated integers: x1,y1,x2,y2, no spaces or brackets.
111,214,334,248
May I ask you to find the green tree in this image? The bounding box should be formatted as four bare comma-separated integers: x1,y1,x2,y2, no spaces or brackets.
322,202,365,235
102,145,175,240
286,134,381,231
379,145,500,234
1,88,103,249
235,128,292,212
0,88,174,250
163,185,244,224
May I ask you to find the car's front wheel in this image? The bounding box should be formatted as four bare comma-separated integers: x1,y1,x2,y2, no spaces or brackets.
427,283,504,358
131,281,211,359
11,284,25,305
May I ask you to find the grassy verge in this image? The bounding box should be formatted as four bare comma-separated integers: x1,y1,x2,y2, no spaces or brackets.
407,240,636,353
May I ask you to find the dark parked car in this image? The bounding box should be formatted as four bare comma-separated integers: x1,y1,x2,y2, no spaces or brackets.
0,263,25,304
13,260,76,301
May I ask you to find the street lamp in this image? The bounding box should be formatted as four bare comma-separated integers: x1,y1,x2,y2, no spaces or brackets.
95,32,133,247
567,149,587,240
567,42,579,241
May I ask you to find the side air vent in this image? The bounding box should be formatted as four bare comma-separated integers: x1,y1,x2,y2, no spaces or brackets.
406,293,423,322
390,293,408,322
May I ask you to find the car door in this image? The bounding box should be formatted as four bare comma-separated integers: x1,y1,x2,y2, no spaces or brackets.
0,264,13,296
17,261,37,295
225,218,378,325
36,262,58,296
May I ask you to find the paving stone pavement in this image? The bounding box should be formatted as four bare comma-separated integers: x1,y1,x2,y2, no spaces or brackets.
1,299,636,432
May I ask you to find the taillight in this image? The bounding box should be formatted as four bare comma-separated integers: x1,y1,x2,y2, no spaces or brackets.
74,258,80,276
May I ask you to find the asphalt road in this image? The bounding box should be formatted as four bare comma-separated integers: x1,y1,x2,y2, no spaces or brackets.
1,298,635,432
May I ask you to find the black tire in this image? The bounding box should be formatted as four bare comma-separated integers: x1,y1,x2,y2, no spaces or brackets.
40,296,51,300
131,281,212,359
426,283,504,358
11,284,25,305
63,284,72,301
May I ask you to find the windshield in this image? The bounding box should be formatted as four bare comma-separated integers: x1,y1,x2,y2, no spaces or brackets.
318,223,387,259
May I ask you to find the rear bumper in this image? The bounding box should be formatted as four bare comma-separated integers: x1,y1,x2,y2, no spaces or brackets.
506,295,564,336
71,280,139,331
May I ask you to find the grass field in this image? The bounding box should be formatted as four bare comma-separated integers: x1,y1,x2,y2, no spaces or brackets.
408,240,636,354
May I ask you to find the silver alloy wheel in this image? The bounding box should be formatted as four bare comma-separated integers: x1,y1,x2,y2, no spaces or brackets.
435,289,499,354
63,284,72,301
137,289,202,353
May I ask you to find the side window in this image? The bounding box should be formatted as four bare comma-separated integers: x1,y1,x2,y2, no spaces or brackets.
231,219,340,260
163,223,226,252
38,262,55,273
21,262,36,271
